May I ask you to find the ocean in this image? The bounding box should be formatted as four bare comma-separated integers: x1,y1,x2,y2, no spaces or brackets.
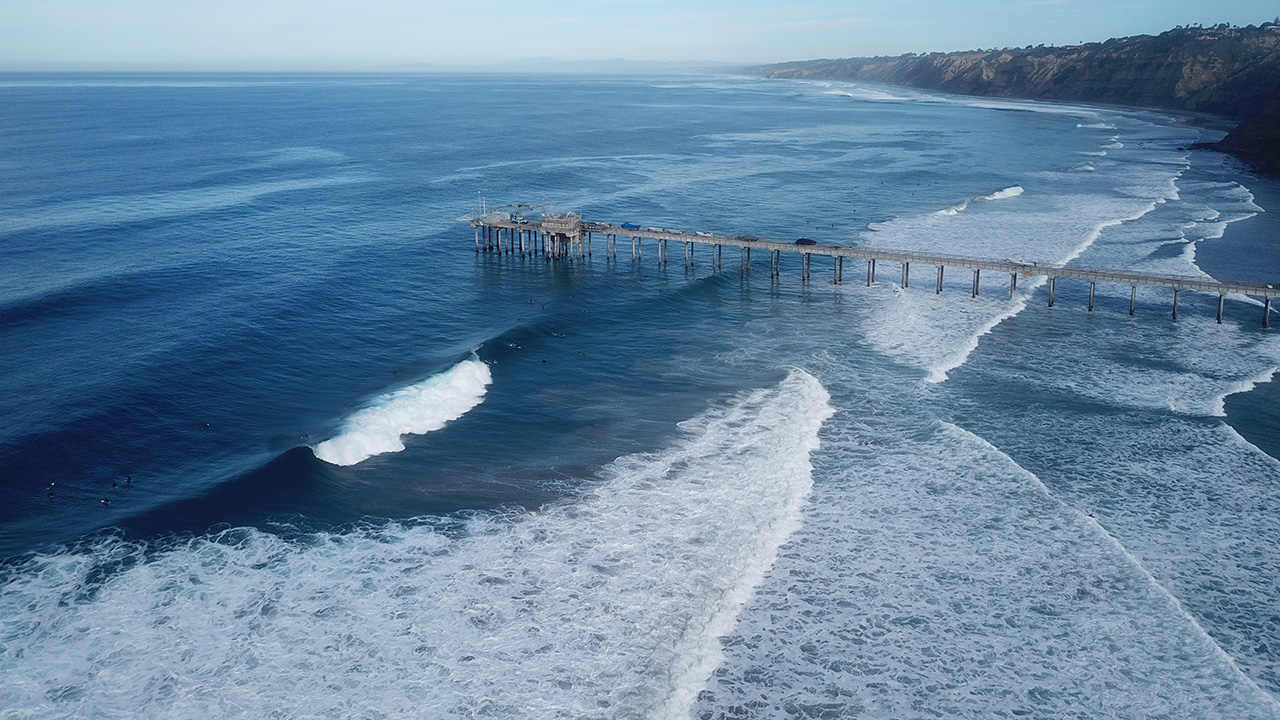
2,73,1279,718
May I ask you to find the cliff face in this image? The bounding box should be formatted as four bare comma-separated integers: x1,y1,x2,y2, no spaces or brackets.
756,24,1280,174
1211,84,1280,174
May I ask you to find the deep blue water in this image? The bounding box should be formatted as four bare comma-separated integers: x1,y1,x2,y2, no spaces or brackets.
2,73,1279,718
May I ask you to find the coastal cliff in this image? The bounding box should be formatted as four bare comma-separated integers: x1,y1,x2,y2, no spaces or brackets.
1207,84,1280,175
755,24,1280,175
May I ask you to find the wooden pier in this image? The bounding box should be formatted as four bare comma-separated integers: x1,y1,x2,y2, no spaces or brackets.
470,212,1278,327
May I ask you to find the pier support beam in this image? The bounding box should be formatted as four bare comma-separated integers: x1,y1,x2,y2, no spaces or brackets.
1130,285,1136,316
972,269,980,298
1217,293,1225,324
867,259,876,286
1010,273,1017,298
1172,288,1180,320
936,266,944,294
1049,277,1056,307
1265,297,1272,328
1088,281,1095,312
902,261,909,288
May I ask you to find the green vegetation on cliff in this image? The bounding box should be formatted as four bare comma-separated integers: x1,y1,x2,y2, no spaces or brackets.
754,24,1280,175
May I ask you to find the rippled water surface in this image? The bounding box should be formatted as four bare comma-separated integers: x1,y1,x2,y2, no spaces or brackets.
2,73,1279,718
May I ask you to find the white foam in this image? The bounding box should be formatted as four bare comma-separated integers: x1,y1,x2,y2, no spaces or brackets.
934,199,969,216
978,185,1024,202
313,357,492,466
698,405,1280,717
858,187,1172,384
1,371,832,718
935,186,1025,216
822,86,909,103
922,282,1042,383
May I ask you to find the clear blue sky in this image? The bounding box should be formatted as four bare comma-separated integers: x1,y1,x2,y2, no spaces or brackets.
1,0,1276,71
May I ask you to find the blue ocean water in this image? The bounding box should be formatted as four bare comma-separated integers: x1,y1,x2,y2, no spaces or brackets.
2,73,1279,718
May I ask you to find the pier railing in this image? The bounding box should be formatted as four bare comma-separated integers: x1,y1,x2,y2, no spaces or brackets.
469,215,1277,327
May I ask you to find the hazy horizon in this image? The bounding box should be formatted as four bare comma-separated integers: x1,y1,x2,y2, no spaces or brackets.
1,0,1275,73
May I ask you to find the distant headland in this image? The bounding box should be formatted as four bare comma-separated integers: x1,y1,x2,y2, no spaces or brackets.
750,23,1280,176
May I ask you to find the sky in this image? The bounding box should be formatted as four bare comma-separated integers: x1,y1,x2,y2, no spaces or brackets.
0,0,1276,71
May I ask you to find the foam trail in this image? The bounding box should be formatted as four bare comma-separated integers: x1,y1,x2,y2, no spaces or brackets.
314,357,491,466
0,370,833,718
943,422,1280,709
924,278,1044,384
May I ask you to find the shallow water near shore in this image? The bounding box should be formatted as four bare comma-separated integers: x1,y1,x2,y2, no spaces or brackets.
1,73,1279,718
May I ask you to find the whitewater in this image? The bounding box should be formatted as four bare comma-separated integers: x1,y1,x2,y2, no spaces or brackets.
1,74,1279,718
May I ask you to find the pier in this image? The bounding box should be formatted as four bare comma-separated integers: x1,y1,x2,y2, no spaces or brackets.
469,211,1278,327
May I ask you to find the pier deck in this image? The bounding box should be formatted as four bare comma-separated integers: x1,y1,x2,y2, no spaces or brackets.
470,214,1277,326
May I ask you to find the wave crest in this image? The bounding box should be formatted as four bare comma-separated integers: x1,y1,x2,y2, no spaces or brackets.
313,357,491,466
934,186,1023,215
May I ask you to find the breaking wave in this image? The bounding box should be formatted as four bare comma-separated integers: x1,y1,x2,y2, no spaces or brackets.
0,370,833,718
313,357,491,466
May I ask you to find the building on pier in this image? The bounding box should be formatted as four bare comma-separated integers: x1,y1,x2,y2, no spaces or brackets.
540,212,583,258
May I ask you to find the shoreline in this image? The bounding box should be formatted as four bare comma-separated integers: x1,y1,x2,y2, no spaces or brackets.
1197,162,1280,462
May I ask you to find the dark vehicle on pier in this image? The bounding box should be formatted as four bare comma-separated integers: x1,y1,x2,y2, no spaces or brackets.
621,222,641,229
795,237,817,246
736,234,759,242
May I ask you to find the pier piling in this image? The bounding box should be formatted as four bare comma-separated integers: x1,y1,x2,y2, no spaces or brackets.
469,213,1277,328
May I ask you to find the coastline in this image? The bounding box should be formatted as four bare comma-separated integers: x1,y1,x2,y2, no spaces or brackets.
1197,165,1280,461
